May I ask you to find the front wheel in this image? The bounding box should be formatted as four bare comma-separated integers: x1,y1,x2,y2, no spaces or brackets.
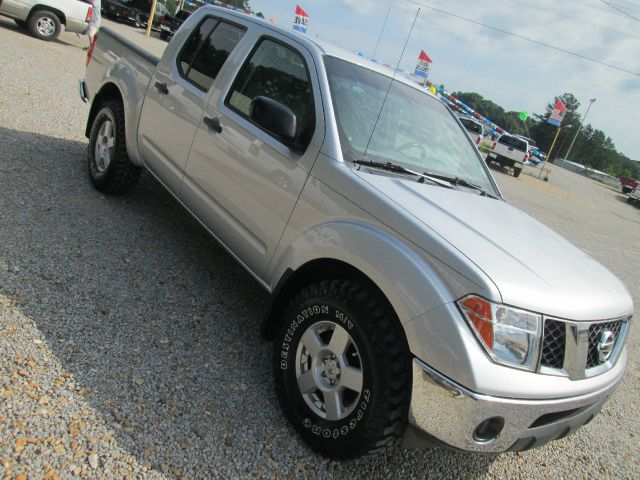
28,10,62,41
273,280,411,459
87,100,142,194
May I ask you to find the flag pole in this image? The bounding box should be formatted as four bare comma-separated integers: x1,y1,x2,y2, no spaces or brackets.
146,0,157,37
538,126,561,178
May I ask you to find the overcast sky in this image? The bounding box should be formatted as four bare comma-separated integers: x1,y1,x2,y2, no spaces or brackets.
249,0,640,159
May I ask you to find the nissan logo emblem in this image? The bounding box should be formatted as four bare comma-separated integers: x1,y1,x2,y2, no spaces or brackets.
597,330,616,363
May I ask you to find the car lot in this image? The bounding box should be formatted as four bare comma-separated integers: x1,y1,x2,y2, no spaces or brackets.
1,15,639,479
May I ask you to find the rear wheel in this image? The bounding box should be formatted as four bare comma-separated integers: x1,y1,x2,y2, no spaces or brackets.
160,30,169,41
87,100,142,194
514,167,522,178
273,280,411,459
28,10,62,41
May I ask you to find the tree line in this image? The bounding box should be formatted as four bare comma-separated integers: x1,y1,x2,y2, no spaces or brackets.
452,91,639,179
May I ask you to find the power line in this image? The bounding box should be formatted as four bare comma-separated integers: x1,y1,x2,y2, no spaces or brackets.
599,0,640,21
506,0,640,39
404,0,640,77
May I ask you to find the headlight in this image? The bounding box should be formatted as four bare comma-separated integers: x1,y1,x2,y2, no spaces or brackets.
457,295,542,371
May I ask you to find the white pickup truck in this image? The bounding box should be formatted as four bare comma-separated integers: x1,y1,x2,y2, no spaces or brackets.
0,0,93,41
486,133,530,178
79,6,632,459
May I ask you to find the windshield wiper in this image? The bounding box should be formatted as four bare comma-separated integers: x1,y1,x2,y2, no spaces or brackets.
352,159,453,189
421,172,498,199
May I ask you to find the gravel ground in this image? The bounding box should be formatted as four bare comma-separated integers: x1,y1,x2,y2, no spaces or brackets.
1,16,639,480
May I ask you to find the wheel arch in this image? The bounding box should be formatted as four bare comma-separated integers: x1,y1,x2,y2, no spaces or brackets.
84,80,144,167
29,5,66,25
85,83,124,138
261,221,464,340
262,258,395,339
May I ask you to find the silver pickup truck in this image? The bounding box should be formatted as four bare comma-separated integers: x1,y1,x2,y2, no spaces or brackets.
79,6,633,459
486,133,530,178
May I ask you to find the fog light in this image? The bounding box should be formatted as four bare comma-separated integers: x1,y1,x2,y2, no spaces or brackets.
473,417,505,443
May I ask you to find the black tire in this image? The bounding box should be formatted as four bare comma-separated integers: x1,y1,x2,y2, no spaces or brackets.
87,100,142,194
27,10,62,41
160,30,169,41
628,196,635,204
273,280,411,460
14,19,28,28
514,167,522,178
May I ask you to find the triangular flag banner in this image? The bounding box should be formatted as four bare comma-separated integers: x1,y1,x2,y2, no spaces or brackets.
548,99,567,127
293,5,309,33
415,50,432,79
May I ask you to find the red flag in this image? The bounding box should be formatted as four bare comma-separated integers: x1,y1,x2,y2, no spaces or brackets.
418,50,432,62
295,5,309,17
554,99,567,112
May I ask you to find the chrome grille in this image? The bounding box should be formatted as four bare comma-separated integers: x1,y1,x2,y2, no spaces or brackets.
587,320,623,369
540,319,566,369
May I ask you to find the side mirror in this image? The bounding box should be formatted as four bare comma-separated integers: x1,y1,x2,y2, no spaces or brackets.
250,96,297,142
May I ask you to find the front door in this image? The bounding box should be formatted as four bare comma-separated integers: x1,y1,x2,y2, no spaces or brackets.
180,34,323,276
137,15,246,193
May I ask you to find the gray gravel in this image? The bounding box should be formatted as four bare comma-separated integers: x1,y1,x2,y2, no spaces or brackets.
1,16,639,479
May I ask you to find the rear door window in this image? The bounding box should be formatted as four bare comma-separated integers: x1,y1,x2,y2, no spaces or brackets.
177,18,245,92
226,38,315,148
499,135,527,151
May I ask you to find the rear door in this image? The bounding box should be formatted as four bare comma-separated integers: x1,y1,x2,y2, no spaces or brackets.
137,15,246,193
180,30,324,276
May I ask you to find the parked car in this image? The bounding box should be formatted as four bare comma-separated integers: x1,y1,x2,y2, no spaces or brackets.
159,8,191,41
458,116,484,145
0,0,93,41
620,175,639,194
80,6,633,459
628,185,640,204
486,134,530,177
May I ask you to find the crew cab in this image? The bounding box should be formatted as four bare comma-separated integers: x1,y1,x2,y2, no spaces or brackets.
79,6,633,459
487,133,530,177
0,0,92,41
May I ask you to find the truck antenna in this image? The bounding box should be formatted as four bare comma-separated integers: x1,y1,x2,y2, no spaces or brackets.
362,7,421,161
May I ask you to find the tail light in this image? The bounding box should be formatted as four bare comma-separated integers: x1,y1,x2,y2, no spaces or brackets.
491,142,496,150
523,153,529,162
86,6,93,23
475,136,481,145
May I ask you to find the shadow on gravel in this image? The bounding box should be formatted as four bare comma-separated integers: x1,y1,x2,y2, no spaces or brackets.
0,126,496,478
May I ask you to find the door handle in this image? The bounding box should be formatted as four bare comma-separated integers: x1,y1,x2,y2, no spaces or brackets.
154,81,168,95
203,116,223,134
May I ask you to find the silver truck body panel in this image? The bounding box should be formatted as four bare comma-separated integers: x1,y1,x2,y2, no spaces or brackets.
82,6,633,452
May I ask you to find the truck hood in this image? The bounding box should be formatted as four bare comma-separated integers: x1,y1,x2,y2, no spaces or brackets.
358,173,633,321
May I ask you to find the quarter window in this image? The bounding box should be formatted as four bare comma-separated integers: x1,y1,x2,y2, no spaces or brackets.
177,18,245,92
227,39,315,148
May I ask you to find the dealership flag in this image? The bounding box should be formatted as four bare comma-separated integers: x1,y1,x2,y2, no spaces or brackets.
293,5,309,33
414,50,432,79
547,99,567,127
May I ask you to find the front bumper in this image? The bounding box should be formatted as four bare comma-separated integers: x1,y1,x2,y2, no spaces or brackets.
404,358,622,452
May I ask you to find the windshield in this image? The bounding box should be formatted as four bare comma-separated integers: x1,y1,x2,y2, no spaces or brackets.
324,56,496,194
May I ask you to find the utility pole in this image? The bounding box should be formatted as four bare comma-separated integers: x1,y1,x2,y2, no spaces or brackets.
563,98,596,165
